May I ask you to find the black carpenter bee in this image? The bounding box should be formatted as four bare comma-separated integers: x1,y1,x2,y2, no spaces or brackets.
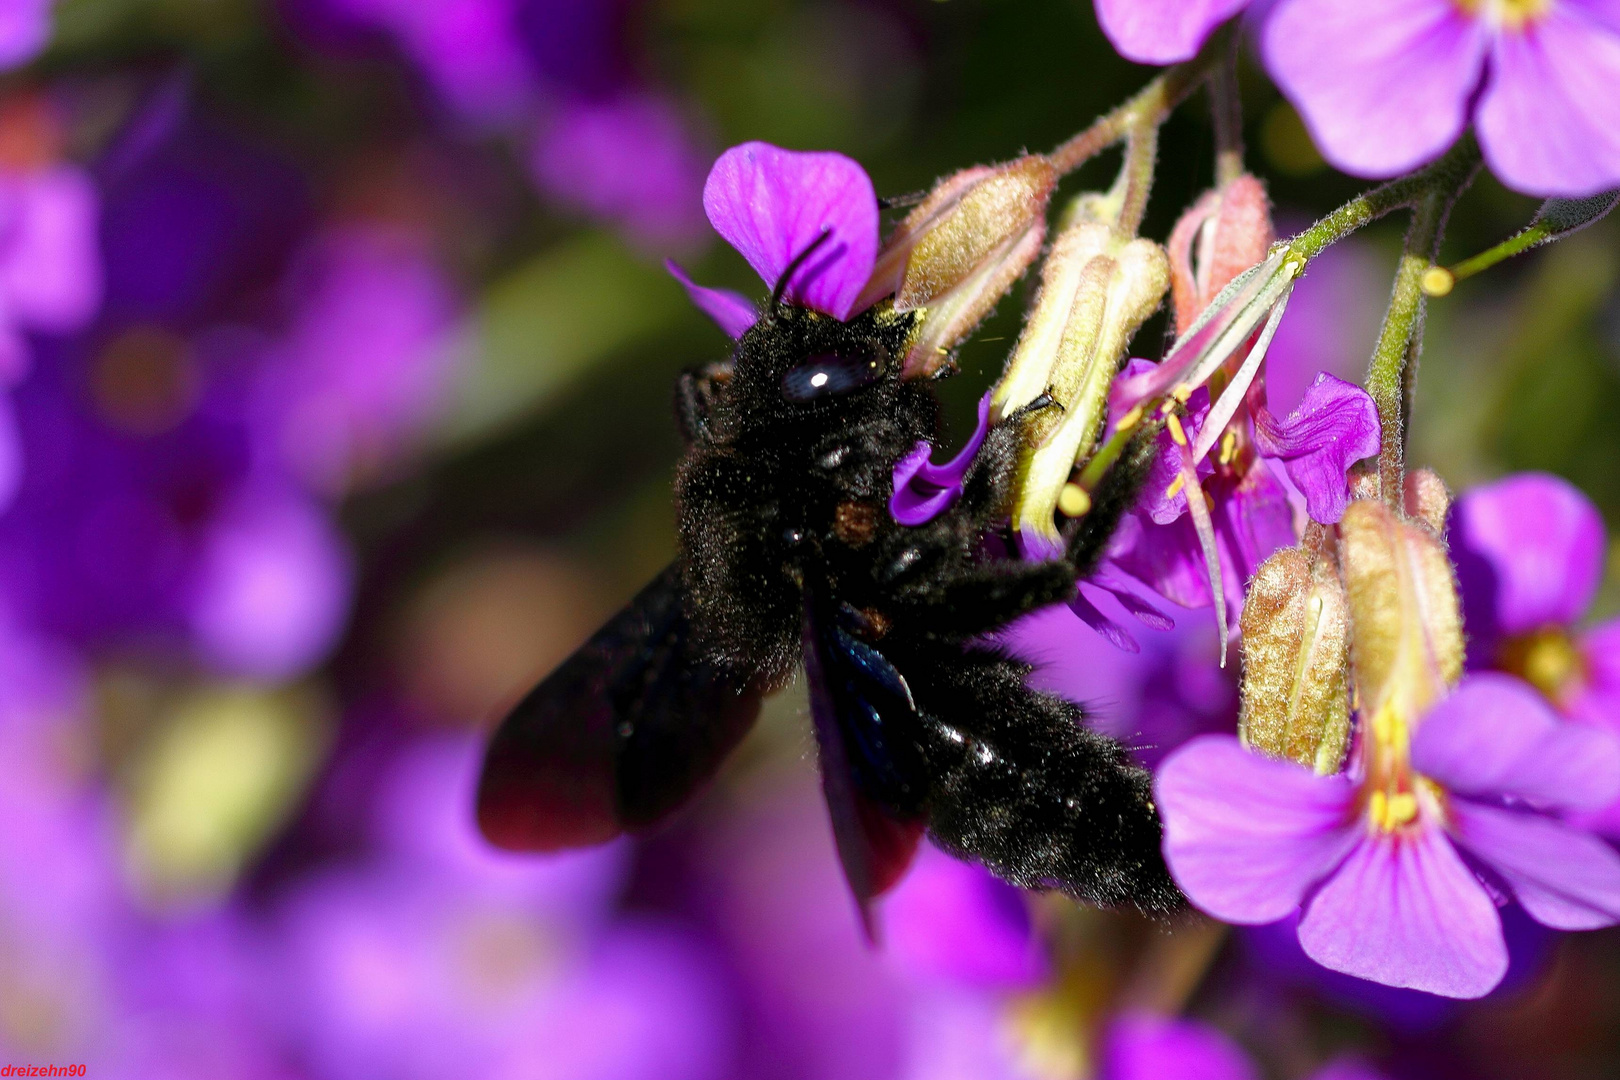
477,243,1183,926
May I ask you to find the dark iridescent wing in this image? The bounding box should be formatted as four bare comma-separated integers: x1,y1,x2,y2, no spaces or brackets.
800,587,928,933
478,564,762,851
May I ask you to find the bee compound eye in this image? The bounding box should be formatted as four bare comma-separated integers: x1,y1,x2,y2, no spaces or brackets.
781,351,883,402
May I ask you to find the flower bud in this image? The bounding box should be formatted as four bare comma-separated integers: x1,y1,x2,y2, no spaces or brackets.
860,156,1056,377
1403,468,1451,533
1338,499,1464,726
1167,174,1274,336
1238,544,1351,774
992,196,1169,555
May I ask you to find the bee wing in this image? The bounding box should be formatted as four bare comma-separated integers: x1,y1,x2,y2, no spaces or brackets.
478,564,762,851
800,592,927,936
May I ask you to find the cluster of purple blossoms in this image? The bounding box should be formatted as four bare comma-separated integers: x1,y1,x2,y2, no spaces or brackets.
288,0,710,252
1096,0,1620,196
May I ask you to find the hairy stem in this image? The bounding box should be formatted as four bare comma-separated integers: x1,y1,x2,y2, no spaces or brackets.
1362,148,1477,506
1285,135,1481,263
1048,28,1229,176
1116,121,1161,237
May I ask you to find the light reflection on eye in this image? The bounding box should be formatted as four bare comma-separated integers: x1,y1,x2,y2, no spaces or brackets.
781,352,883,402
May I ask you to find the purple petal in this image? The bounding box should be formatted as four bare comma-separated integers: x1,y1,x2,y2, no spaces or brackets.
1101,1012,1258,1080
889,392,990,526
1089,564,1176,631
1156,735,1360,924
1448,799,1620,930
1093,0,1249,65
0,166,104,333
1070,587,1141,653
1297,826,1507,998
1109,512,1216,610
1411,673,1620,811
665,260,758,339
1476,6,1620,197
1450,472,1605,638
1570,618,1620,727
882,842,1047,989
1251,373,1379,524
0,0,50,68
186,486,355,680
702,142,878,320
1262,0,1488,177
1211,461,1298,591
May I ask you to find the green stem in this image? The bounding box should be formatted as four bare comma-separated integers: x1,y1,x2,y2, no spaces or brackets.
1047,28,1228,176
1363,154,1476,506
1115,121,1160,238
1285,135,1481,264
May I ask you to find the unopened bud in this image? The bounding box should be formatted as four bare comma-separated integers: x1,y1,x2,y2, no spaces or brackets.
1167,174,1274,335
993,197,1169,554
860,156,1056,378
1402,468,1451,532
1338,499,1464,725
1239,546,1350,775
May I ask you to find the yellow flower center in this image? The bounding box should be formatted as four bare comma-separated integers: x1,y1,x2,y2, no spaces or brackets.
1457,0,1553,31
1498,626,1585,707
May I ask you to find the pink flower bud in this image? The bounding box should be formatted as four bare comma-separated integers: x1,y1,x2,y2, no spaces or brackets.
1166,174,1273,336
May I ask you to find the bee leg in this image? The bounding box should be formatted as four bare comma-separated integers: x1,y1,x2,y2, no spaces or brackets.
955,393,1062,522
674,362,733,446
1064,419,1163,576
893,559,1076,640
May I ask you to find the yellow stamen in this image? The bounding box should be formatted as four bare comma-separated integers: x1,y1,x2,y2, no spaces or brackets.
1498,626,1585,706
1172,385,1193,404
1218,429,1238,467
1166,413,1188,446
1165,474,1186,500
1118,405,1144,431
1058,483,1091,517
1420,266,1454,297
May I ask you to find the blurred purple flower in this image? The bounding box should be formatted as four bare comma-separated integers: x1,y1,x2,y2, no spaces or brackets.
881,841,1046,990
532,93,710,253
0,0,52,69
0,161,102,372
1157,674,1620,998
280,733,732,1080
1100,1012,1257,1080
254,225,460,496
1450,472,1620,833
672,142,879,332
185,481,354,681
1264,0,1620,195
324,0,534,121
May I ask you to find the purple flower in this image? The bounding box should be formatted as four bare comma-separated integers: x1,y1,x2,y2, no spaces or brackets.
1002,600,1235,768
880,841,1047,990
671,142,879,334
1093,0,1248,65
0,0,52,69
1157,673,1620,998
1100,1013,1257,1080
254,225,460,496
1263,0,1620,195
279,733,732,1080
531,93,711,254
1450,473,1620,827
889,392,991,527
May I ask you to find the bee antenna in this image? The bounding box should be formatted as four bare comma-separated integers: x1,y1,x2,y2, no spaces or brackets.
771,229,835,312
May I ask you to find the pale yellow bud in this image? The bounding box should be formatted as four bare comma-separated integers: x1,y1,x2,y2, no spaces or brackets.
1238,545,1351,775
860,156,1057,377
1338,499,1464,726
992,195,1169,554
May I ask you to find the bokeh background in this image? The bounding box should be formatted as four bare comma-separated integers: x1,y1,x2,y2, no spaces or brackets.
4,0,1620,1075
